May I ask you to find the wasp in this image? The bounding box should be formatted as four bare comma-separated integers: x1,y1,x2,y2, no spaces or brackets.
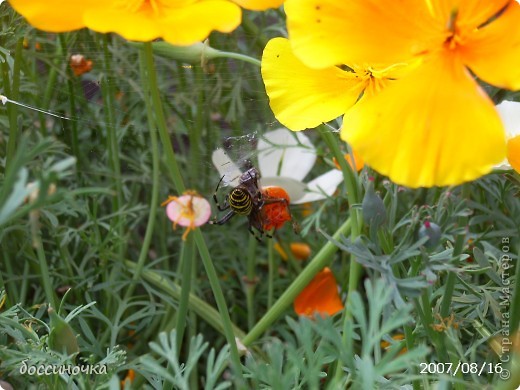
210,167,292,240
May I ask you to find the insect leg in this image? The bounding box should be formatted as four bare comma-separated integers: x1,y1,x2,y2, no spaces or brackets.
209,211,235,225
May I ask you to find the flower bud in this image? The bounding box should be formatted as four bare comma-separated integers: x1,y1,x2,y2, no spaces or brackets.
362,178,386,228
418,220,442,250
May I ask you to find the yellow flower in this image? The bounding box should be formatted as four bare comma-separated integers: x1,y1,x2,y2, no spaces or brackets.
9,0,283,45
264,0,520,187
262,37,407,131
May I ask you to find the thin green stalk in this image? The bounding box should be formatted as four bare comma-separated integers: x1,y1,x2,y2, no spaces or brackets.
142,42,185,193
101,34,125,266
214,51,261,67
440,184,470,317
123,46,162,301
246,236,258,330
318,127,363,384
1,249,18,305
124,260,246,338
189,66,204,179
162,238,195,390
5,37,24,167
242,218,352,346
175,236,195,354
192,230,245,387
240,13,269,50
142,42,244,385
34,235,57,309
41,40,62,113
267,238,276,309
59,35,81,171
318,127,362,290
20,259,30,305
419,291,449,362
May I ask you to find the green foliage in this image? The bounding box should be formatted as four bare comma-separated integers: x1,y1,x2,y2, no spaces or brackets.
137,331,231,390
0,2,519,389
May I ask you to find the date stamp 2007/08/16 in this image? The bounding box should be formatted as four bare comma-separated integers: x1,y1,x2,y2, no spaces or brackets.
419,362,510,380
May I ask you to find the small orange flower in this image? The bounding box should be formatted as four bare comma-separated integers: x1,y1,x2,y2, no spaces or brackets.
69,54,93,76
120,369,135,389
261,186,292,231
333,149,365,172
162,191,211,240
380,334,407,355
294,267,344,317
507,135,520,173
274,242,311,261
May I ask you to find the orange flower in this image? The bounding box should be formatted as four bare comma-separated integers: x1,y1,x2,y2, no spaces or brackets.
274,242,311,261
10,0,283,46
294,267,344,317
69,54,93,76
380,334,407,355
261,186,292,231
120,369,135,389
333,150,365,173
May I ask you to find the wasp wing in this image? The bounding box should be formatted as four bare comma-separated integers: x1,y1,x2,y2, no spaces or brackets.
211,148,242,187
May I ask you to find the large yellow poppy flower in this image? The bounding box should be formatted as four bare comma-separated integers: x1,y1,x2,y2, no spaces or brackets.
263,0,520,187
9,0,284,45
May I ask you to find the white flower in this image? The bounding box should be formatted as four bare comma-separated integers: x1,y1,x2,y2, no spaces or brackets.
212,128,344,204
495,100,520,171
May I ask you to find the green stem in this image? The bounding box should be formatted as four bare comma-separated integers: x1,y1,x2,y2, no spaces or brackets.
123,46,162,301
214,51,261,67
440,184,470,317
318,127,362,290
419,291,449,362
34,235,57,309
5,37,24,167
42,41,61,110
142,42,186,193
267,238,276,309
240,13,269,51
143,41,244,385
175,236,195,354
318,127,363,384
192,230,244,386
246,237,258,331
124,260,246,338
101,35,125,265
59,35,81,171
242,218,352,346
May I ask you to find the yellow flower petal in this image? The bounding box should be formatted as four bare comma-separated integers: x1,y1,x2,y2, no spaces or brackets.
261,37,363,130
84,1,241,45
84,4,162,41
507,135,520,173
161,1,242,45
232,0,283,11
9,0,98,31
12,0,242,45
284,0,441,68
341,53,506,188
460,1,520,90
427,0,509,27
